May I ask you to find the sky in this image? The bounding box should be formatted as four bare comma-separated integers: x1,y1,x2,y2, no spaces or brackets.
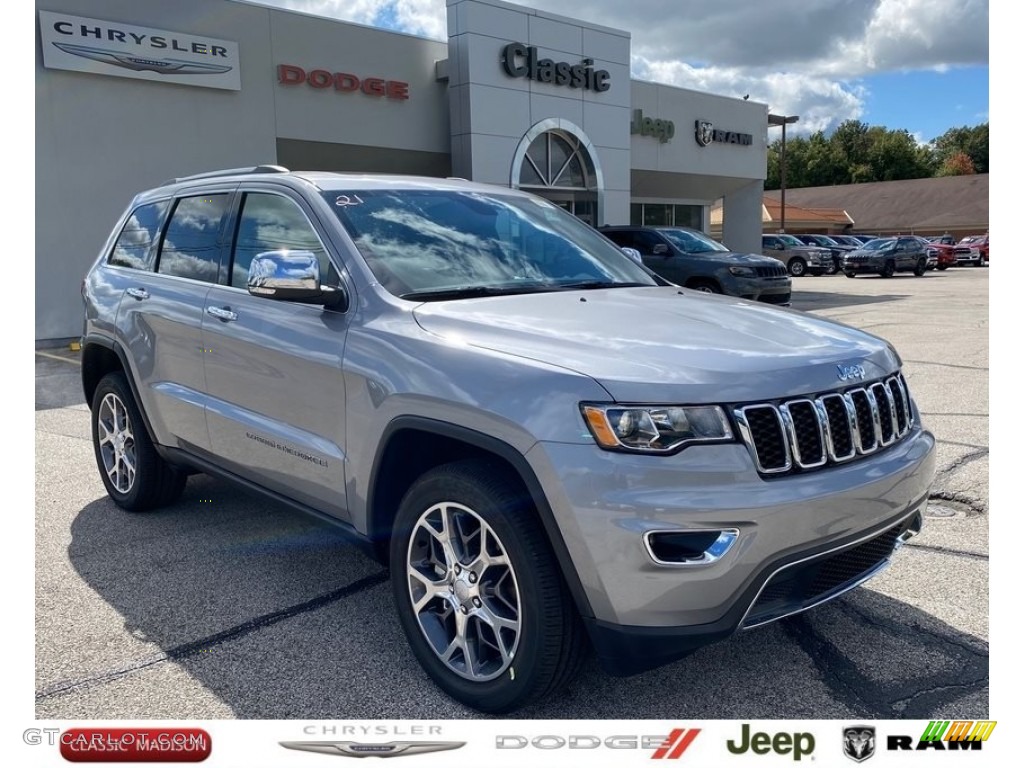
249,0,990,144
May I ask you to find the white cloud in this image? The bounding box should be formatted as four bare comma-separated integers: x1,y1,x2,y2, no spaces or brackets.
247,0,987,134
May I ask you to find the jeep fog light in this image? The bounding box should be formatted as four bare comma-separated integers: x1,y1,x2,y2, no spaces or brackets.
581,404,733,453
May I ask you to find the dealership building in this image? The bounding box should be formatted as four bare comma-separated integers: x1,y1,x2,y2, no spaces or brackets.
35,0,769,341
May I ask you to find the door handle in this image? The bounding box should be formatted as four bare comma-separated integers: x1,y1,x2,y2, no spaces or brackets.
125,287,149,300
206,306,238,322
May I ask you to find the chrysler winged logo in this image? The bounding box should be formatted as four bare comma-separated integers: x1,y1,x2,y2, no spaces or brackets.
837,363,866,381
843,726,875,762
52,42,233,75
695,120,714,147
280,741,466,759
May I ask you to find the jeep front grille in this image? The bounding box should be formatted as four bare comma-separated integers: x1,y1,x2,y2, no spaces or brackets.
733,374,913,475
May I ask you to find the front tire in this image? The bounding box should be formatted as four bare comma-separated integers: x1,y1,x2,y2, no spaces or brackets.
880,261,895,278
845,271,856,278
90,372,186,511
390,459,586,713
689,280,721,294
788,258,807,277
914,258,927,276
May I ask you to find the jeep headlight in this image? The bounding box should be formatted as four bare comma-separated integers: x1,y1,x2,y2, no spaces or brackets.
580,404,733,453
728,266,755,277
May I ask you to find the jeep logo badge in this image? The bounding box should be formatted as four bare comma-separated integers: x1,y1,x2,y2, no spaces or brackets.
837,363,866,381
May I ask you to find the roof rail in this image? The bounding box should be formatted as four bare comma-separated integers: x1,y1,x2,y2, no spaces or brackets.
160,165,290,186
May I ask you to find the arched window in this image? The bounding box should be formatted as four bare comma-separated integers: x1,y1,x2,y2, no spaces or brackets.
519,131,596,191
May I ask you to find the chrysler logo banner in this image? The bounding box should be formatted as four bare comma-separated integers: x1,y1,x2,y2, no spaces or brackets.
38,11,241,90
280,741,465,758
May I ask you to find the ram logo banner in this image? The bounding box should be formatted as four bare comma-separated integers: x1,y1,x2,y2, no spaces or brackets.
39,11,241,90
695,121,714,147
280,741,465,758
887,720,997,751
842,725,875,762
694,119,754,147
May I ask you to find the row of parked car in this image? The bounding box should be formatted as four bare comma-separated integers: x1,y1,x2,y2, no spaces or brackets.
600,226,989,307
762,233,990,278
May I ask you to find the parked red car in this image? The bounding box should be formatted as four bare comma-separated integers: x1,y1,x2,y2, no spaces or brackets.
924,237,957,270
954,235,989,267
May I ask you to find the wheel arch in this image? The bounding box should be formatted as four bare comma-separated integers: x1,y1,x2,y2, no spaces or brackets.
366,416,594,619
81,335,159,445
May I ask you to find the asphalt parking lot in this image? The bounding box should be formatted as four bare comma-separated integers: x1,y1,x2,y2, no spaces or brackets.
35,267,989,720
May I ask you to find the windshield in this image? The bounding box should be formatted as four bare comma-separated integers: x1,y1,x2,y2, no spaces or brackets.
958,236,984,244
861,238,896,251
322,189,656,299
660,228,729,253
777,234,805,247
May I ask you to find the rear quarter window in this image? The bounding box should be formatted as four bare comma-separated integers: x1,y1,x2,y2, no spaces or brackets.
108,201,169,270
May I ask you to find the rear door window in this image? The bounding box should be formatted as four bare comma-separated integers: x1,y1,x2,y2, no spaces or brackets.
156,194,230,283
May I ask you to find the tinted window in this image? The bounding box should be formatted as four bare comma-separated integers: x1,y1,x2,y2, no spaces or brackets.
108,201,169,270
632,230,666,255
157,195,229,283
231,193,334,289
603,230,633,248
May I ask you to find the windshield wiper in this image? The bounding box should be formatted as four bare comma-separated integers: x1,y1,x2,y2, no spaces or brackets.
399,284,556,301
553,280,652,291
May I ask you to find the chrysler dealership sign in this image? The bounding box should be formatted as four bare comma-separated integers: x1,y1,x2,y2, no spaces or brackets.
38,11,241,91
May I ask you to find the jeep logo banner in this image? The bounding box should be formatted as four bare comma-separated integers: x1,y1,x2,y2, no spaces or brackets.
631,110,675,143
39,10,241,90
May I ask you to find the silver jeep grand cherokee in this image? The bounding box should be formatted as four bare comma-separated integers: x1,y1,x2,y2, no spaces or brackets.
81,167,935,713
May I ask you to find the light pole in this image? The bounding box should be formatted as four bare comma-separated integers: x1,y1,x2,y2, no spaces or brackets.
768,113,799,233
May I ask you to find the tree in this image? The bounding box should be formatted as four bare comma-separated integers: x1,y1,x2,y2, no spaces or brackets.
938,150,977,176
932,124,988,174
867,130,932,181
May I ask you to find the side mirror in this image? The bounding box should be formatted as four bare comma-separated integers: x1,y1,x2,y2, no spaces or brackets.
621,247,643,265
652,243,670,255
248,250,344,307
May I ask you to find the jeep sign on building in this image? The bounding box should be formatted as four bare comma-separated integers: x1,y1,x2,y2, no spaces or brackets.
35,0,768,341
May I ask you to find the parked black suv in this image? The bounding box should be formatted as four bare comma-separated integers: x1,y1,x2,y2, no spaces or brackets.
843,236,929,278
601,226,791,305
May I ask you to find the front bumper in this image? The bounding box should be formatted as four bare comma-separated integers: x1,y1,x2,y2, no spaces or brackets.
526,423,935,674
727,275,792,305
844,260,882,273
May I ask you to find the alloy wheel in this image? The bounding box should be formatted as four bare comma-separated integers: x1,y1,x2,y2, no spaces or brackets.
406,502,522,682
96,392,136,494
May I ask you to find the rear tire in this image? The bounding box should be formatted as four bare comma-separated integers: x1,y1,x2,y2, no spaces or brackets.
389,459,586,713
937,265,949,271
90,372,186,511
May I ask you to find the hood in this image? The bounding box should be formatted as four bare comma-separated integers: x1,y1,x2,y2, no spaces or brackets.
412,287,899,403
689,250,787,267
